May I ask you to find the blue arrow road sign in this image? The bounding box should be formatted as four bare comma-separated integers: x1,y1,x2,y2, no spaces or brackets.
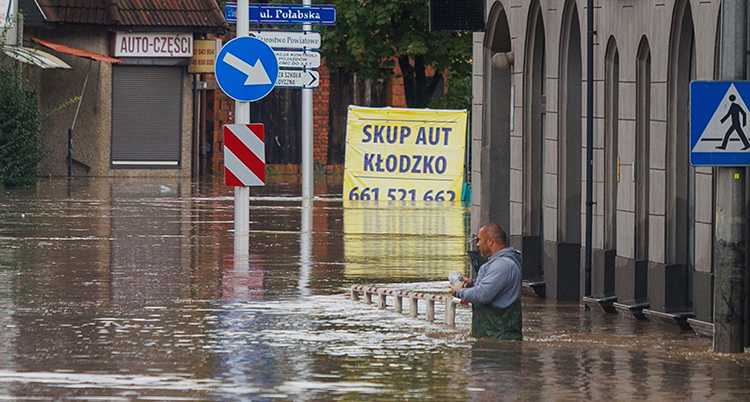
215,36,278,102
691,81,750,166
225,3,336,25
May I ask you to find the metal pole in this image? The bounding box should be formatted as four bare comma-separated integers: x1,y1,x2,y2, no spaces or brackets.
234,0,251,254
584,0,594,297
714,0,747,353
67,129,72,178
192,74,200,180
298,197,313,296
200,73,208,177
301,0,314,199
68,60,92,179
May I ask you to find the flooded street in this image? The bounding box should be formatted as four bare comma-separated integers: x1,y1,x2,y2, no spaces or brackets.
1,177,750,401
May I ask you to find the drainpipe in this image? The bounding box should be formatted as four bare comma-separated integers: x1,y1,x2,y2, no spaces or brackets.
584,0,594,297
69,60,92,178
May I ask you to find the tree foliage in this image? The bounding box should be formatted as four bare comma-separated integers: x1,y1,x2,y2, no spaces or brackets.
320,0,472,108
0,61,48,186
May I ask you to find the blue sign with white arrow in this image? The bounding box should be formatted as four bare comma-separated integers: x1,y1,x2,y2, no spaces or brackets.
215,36,279,102
225,3,336,25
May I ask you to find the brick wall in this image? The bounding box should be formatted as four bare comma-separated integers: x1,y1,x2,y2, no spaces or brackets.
386,60,445,108
313,64,330,164
211,88,235,175
388,62,407,108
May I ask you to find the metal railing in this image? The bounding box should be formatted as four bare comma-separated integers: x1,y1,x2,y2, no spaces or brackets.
350,285,469,327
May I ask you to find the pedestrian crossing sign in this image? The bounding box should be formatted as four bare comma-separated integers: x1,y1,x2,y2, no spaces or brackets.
691,81,750,166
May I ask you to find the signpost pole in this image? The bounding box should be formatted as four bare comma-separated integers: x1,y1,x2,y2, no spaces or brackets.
234,0,250,254
301,0,314,200
714,0,747,353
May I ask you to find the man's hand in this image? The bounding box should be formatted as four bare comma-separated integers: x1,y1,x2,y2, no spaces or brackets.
449,278,474,296
449,283,462,296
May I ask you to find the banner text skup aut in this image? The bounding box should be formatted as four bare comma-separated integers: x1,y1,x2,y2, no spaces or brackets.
344,106,468,202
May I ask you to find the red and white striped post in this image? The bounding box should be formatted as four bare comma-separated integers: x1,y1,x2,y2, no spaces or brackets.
224,123,265,255
224,124,265,186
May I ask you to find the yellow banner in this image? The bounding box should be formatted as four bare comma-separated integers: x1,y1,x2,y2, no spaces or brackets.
344,106,468,202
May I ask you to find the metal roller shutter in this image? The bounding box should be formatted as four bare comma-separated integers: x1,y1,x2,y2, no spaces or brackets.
111,66,183,168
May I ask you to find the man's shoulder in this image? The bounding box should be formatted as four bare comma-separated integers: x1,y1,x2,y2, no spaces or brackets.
487,249,521,270
489,248,520,261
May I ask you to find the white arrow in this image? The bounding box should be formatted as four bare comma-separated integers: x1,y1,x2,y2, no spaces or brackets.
307,71,318,87
222,52,272,85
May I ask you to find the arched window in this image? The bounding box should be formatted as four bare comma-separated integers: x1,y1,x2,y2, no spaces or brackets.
478,3,513,233
558,0,582,246
603,36,619,294
635,37,650,265
522,0,545,280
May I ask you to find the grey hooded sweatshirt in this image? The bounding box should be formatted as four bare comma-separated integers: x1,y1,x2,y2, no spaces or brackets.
455,247,522,309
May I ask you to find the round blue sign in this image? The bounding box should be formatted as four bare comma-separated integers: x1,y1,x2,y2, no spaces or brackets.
215,36,278,102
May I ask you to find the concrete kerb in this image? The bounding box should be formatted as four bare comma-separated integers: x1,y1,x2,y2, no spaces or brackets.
350,285,469,328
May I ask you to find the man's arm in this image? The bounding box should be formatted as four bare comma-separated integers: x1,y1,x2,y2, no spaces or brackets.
455,262,510,304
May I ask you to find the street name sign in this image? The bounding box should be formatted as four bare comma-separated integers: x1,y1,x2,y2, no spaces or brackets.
225,3,336,25
275,50,320,69
224,124,266,186
691,81,750,166
215,36,278,102
249,30,321,50
276,70,320,89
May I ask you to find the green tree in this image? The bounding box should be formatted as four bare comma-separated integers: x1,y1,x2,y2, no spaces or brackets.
0,61,49,186
321,0,472,108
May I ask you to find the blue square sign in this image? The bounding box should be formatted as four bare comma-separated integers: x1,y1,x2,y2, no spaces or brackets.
691,81,750,166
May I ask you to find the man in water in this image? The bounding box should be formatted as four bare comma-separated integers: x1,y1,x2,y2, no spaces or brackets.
449,222,522,340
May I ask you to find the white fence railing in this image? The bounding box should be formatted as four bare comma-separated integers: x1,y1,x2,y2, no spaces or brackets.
350,285,470,327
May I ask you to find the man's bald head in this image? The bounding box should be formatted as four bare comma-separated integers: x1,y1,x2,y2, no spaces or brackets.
476,222,507,258
481,222,507,247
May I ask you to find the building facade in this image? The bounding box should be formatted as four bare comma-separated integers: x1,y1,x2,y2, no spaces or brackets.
18,0,225,178
472,0,720,321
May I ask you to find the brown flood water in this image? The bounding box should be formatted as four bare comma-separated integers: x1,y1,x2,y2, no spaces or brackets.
0,177,749,401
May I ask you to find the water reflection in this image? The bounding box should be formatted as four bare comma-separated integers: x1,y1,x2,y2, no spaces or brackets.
110,182,190,305
298,198,313,297
343,200,469,281
1,178,750,400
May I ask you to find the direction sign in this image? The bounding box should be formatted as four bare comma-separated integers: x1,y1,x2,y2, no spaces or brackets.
275,50,320,69
225,3,336,25
215,36,278,102
691,81,750,166
276,70,319,89
249,30,321,50
224,124,265,186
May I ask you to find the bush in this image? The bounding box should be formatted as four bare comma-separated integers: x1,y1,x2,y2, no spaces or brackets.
0,61,48,186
